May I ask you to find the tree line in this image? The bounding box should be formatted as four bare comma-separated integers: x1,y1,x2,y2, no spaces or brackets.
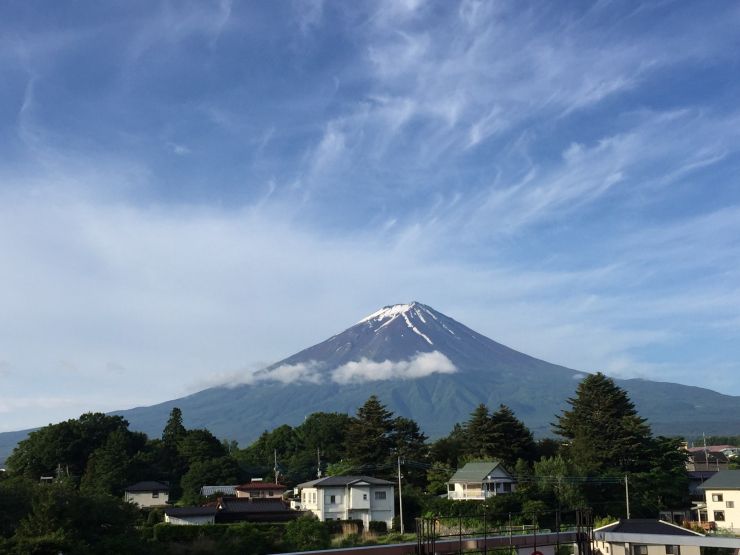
0,372,690,553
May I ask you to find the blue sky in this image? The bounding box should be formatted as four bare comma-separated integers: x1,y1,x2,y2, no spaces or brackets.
2,0,740,432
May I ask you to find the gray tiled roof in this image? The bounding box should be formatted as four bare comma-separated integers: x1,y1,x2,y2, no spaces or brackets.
449,461,508,483
595,519,703,536
218,498,290,513
698,470,740,490
297,475,394,489
125,480,170,492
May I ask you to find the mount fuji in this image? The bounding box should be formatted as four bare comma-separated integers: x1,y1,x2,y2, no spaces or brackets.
2,302,740,461
110,301,740,443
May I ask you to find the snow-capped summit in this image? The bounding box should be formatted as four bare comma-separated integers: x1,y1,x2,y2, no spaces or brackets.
102,302,740,450
358,302,438,345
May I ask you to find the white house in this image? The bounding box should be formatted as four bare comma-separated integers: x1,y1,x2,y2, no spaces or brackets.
448,461,516,500
124,480,170,508
593,519,703,555
699,470,740,532
296,475,395,528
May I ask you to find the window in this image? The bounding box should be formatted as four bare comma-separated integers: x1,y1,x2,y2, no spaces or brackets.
635,545,648,555
363,494,367,500
330,495,336,504
268,491,273,496
714,511,725,521
375,491,387,500
503,483,512,492
666,546,680,555
152,492,159,498
727,501,734,508
712,493,724,502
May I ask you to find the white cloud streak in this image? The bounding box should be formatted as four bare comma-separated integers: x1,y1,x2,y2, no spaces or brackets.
331,351,457,384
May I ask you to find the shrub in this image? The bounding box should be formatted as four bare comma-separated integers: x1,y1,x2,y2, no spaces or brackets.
369,521,388,534
285,515,330,551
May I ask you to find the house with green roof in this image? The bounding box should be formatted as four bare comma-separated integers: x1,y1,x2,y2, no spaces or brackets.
698,470,740,532
447,461,516,500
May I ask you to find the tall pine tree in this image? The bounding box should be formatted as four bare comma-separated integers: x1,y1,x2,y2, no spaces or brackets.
554,372,653,474
489,404,537,467
464,404,495,458
345,396,395,468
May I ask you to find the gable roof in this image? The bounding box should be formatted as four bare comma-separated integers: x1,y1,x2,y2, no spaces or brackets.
125,480,170,493
699,470,740,490
449,461,510,483
297,475,394,489
594,519,703,536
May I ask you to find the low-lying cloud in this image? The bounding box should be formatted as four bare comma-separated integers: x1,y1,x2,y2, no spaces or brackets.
247,361,323,385
331,351,457,384
208,351,458,388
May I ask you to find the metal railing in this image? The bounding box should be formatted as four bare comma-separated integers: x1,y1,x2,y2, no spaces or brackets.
416,507,593,555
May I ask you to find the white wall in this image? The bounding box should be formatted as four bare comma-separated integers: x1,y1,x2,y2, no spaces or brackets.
705,488,740,532
299,484,395,528
124,491,169,507
594,540,700,555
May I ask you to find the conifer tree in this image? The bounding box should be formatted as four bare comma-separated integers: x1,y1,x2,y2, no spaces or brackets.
464,404,494,458
489,404,537,467
162,407,186,447
345,396,395,467
554,372,653,474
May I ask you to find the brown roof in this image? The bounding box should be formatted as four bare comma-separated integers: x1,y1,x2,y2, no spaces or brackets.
235,482,285,491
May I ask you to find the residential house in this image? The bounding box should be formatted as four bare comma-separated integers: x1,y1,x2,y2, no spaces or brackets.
296,476,395,528
699,470,740,532
447,461,516,500
164,498,300,526
686,451,730,473
235,481,285,500
124,481,170,508
214,498,300,523
593,519,703,555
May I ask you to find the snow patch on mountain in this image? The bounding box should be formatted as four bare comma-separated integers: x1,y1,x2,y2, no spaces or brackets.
402,312,433,345
331,351,456,384
358,303,415,324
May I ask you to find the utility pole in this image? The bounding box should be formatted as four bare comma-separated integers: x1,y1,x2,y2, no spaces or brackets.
397,455,404,535
274,449,279,483
317,448,322,478
624,475,631,519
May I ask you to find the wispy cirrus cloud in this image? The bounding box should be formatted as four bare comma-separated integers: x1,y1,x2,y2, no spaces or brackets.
2,0,740,432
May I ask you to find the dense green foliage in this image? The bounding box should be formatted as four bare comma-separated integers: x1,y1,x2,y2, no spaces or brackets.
1,375,694,551
554,372,689,516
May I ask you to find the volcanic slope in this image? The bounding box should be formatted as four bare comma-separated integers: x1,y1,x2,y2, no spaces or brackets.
108,302,740,443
